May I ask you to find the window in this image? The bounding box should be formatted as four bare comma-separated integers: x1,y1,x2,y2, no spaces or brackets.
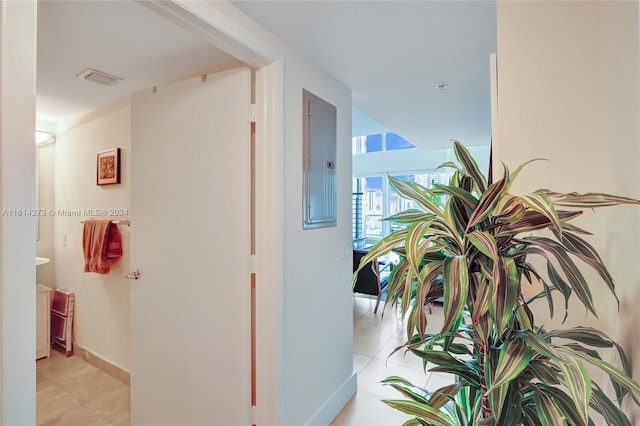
353,171,453,242
385,133,415,151
364,134,383,153
352,132,416,155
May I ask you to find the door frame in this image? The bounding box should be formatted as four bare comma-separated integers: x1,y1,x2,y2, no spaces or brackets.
0,1,38,424
1,1,285,424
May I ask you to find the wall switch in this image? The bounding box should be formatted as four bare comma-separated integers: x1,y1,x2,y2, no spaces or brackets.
340,240,351,259
62,232,67,247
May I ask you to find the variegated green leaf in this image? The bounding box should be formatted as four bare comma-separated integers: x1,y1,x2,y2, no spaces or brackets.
471,274,490,323
537,385,585,425
590,382,632,426
569,348,640,399
545,326,632,402
556,353,591,424
381,376,429,405
488,383,508,423
384,209,436,224
490,341,532,390
545,326,614,349
562,231,618,305
520,192,563,238
474,315,492,346
498,210,582,236
525,237,596,316
442,256,469,334
467,231,499,261
494,201,526,224
408,349,480,388
516,304,533,331
436,161,460,171
389,175,443,216
426,382,464,409
507,158,546,187
432,183,478,210
405,222,434,276
529,362,560,386
533,389,566,425
452,140,488,193
382,399,457,426
466,173,508,230
546,260,571,322
353,230,408,287
401,419,424,426
518,330,560,361
489,256,519,335
547,191,640,207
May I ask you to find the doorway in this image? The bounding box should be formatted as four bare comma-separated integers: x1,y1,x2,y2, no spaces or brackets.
34,2,260,424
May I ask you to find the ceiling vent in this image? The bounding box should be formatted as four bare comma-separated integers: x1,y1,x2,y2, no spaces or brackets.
76,68,123,86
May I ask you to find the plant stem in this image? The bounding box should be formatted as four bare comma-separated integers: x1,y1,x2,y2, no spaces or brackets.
479,340,493,419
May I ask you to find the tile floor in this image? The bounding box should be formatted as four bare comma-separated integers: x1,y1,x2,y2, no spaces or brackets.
331,296,453,425
36,347,130,426
36,297,448,426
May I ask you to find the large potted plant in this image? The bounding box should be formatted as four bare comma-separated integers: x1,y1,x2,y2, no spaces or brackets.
355,141,640,425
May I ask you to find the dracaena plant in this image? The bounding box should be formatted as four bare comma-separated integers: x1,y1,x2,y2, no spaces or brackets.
354,140,640,425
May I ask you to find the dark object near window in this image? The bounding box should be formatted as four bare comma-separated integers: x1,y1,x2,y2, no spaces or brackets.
353,249,390,313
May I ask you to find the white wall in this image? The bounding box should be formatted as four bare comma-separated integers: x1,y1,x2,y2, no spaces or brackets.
496,0,640,418
0,1,37,423
53,99,131,371
283,55,355,426
36,143,55,286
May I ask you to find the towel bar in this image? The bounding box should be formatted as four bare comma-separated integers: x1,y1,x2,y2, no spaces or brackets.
80,219,130,226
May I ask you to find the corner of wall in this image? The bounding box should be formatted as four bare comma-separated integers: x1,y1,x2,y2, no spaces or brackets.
305,372,356,426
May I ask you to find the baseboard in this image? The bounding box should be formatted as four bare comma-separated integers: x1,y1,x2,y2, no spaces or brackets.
305,372,357,426
73,344,130,386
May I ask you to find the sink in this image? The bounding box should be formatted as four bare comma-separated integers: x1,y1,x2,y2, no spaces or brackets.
36,257,50,266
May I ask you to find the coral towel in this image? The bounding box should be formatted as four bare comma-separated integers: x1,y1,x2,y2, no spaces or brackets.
83,220,122,274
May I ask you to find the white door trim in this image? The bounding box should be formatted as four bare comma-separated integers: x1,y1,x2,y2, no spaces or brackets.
139,0,284,67
0,1,38,424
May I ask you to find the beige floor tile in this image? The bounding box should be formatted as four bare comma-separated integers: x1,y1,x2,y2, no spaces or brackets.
353,296,376,316
356,357,429,400
40,405,112,426
375,333,428,372
86,384,131,425
425,372,456,392
353,329,392,357
36,371,57,393
354,310,406,337
57,368,125,405
330,389,411,426
353,353,372,374
36,386,83,425
37,353,97,383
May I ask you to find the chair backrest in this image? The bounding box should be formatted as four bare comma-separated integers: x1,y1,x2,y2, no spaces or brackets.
353,249,381,296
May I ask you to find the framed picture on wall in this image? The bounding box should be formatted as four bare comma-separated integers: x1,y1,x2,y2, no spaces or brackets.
96,148,121,185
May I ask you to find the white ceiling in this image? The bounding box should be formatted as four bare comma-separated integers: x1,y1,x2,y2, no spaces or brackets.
232,0,497,149
36,1,233,124
37,1,497,151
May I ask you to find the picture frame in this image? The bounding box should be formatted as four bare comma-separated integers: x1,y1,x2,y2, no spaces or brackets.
96,148,121,185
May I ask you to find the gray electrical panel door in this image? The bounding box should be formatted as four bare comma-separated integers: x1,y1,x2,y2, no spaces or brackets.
303,89,337,229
